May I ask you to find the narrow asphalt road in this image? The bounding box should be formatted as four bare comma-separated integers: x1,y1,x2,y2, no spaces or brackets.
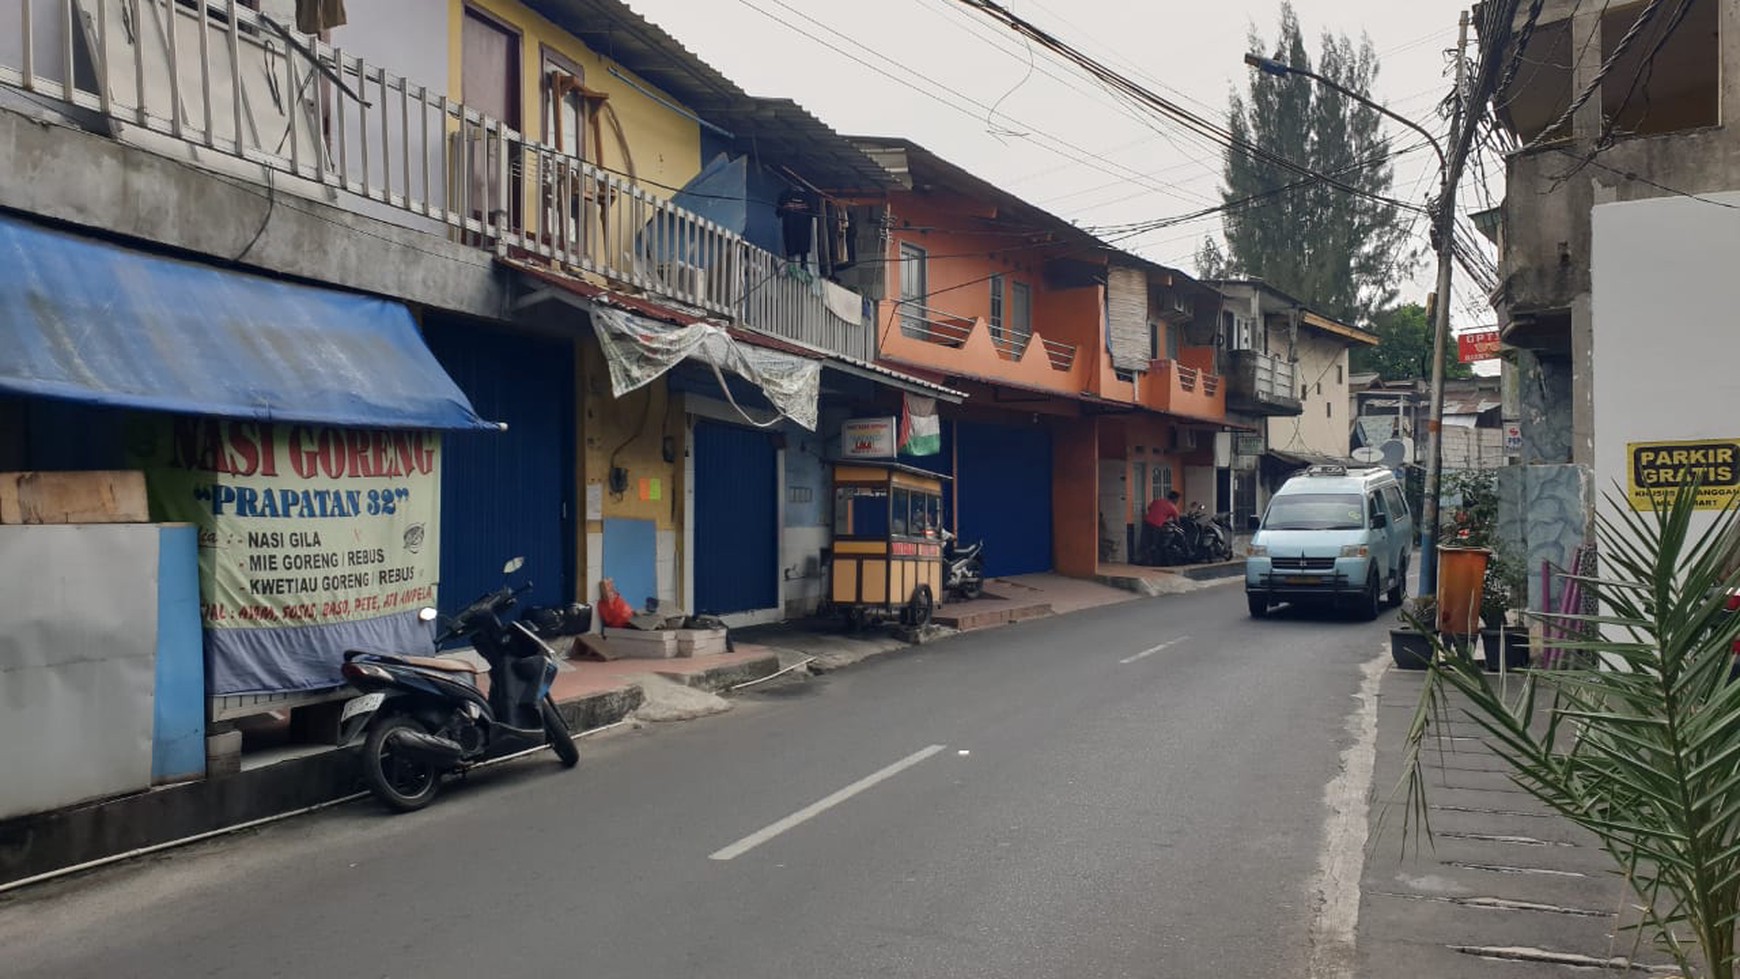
0,584,1391,979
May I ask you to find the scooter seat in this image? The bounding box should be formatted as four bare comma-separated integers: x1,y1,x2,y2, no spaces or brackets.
383,654,481,674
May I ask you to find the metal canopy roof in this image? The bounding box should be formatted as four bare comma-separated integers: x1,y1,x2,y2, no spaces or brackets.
520,0,898,193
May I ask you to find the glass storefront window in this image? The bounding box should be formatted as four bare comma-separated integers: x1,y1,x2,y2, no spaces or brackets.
834,486,888,538
891,488,910,537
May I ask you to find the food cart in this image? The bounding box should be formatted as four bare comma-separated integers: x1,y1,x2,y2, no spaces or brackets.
828,462,946,630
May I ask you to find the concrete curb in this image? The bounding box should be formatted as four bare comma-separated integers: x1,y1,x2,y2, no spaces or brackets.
0,683,645,889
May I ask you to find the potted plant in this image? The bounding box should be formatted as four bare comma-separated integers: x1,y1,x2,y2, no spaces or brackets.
1390,595,1438,670
1476,548,1530,671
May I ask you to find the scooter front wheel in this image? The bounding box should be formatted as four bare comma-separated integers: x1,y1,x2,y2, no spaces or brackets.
542,696,579,769
362,715,441,812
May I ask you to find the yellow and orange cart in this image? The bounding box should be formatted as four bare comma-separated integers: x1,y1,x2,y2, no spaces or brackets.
828,462,946,630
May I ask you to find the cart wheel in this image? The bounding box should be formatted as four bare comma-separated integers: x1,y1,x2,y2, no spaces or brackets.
845,606,870,633
906,585,935,630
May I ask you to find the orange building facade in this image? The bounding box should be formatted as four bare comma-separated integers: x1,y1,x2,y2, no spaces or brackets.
851,140,1231,579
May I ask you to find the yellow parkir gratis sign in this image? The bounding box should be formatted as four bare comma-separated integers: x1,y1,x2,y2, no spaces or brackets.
1627,438,1740,510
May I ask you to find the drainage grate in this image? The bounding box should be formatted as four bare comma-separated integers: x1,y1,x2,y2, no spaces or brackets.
1449,945,1677,974
1443,860,1588,878
1439,831,1577,847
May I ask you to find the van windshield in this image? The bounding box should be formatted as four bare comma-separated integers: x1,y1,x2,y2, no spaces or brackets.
1263,493,1366,531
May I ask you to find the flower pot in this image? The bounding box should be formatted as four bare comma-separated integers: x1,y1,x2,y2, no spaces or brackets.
1389,628,1434,670
1436,546,1492,636
1478,629,1530,671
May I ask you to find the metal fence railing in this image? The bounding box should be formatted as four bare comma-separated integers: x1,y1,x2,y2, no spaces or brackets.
0,0,867,354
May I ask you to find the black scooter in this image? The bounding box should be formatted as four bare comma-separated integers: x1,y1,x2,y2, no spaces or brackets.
338,557,591,812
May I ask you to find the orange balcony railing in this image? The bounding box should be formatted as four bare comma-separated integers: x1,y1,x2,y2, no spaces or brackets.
878,301,1088,395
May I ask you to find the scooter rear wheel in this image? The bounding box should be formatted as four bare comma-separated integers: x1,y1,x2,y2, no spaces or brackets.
542,696,580,769
363,715,441,812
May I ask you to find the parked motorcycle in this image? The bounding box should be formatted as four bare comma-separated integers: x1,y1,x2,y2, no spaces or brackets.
1180,502,1234,563
942,528,986,601
338,557,591,812
1140,518,1191,567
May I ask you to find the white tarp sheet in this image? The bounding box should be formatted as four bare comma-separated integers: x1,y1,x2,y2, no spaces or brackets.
588,304,822,431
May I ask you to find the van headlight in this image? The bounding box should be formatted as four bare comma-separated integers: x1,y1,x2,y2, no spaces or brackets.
1247,545,1267,557
1340,545,1369,558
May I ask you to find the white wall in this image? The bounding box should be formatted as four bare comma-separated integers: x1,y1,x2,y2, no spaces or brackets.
1592,191,1740,549
1267,331,1352,460
0,524,159,819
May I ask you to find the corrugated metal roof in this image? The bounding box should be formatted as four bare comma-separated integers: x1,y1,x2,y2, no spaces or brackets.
519,0,897,193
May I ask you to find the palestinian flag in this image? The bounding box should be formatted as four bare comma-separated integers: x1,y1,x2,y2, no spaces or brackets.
900,394,941,456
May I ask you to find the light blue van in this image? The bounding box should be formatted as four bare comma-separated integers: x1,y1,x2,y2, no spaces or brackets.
1245,465,1414,620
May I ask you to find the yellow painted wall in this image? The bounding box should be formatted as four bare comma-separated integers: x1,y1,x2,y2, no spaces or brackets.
578,334,685,533
448,0,702,195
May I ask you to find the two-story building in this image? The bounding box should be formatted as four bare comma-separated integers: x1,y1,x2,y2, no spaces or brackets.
850,139,1231,577
0,0,956,780
1208,280,1376,525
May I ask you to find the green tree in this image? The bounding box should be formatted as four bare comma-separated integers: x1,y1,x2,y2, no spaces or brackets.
1350,303,1470,381
1207,3,1416,324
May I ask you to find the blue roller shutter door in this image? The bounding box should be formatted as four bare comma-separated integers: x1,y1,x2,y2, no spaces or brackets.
694,420,778,614
422,321,574,616
956,421,1052,577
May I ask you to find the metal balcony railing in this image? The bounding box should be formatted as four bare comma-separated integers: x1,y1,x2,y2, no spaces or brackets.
1247,351,1296,401
895,302,975,347
0,0,868,357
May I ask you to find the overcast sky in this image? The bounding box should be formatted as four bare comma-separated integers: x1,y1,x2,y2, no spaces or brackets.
625,0,1498,332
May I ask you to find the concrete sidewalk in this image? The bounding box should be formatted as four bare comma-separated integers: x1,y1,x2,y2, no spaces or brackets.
1357,666,1674,976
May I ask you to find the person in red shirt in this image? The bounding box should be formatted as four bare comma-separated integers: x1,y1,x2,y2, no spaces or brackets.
1140,491,1182,563
1145,491,1182,529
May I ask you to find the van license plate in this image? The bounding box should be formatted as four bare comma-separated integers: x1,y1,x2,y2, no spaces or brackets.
1284,576,1317,586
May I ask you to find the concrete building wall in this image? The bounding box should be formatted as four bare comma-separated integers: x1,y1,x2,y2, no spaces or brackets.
0,106,507,320
450,0,703,196
1591,191,1740,551
1267,330,1351,460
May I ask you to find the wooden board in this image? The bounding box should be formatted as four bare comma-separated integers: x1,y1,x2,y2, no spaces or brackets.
0,471,151,525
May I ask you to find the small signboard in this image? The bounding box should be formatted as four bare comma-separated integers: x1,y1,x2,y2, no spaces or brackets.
1627,438,1740,510
1457,329,1502,363
841,417,897,459
1503,423,1522,452
1235,433,1266,457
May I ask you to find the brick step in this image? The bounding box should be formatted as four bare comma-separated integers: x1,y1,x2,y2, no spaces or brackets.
934,601,1054,631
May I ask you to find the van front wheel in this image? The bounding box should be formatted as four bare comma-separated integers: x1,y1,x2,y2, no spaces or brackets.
1387,558,1408,606
1357,573,1382,622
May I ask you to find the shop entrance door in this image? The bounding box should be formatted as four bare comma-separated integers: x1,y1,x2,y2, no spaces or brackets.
693,420,778,615
955,420,1053,577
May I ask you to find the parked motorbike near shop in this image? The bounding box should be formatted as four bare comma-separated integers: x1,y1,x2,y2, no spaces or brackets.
942,528,986,601
338,557,591,812
1180,502,1234,563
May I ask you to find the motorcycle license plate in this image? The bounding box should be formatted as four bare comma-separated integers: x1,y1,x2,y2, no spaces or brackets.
340,692,385,723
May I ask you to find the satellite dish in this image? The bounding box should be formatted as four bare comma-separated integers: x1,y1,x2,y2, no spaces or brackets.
1379,439,1408,466
1351,446,1385,463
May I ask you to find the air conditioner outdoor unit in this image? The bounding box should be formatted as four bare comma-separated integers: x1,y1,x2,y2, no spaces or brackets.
656,261,705,301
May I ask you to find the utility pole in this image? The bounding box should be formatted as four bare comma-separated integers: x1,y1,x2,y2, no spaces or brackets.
1416,9,1471,599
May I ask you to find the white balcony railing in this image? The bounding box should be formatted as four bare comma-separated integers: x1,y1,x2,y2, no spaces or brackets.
0,0,868,357
1250,352,1297,402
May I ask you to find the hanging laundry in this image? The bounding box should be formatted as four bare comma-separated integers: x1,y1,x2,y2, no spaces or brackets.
777,189,816,263
296,0,348,33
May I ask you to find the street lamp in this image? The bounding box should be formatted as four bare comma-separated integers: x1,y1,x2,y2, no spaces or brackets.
1242,20,1468,600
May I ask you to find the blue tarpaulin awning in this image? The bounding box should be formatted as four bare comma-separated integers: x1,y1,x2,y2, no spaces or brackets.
0,214,496,431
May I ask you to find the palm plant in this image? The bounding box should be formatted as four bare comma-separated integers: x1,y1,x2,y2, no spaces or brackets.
1400,482,1740,977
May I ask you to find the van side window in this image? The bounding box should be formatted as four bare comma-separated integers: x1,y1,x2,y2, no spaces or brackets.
1383,485,1408,519
1368,494,1384,523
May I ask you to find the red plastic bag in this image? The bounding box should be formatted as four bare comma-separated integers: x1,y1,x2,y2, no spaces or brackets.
598,578,635,629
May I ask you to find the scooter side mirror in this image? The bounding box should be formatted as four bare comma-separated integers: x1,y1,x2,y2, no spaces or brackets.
502,556,525,575
417,606,439,623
